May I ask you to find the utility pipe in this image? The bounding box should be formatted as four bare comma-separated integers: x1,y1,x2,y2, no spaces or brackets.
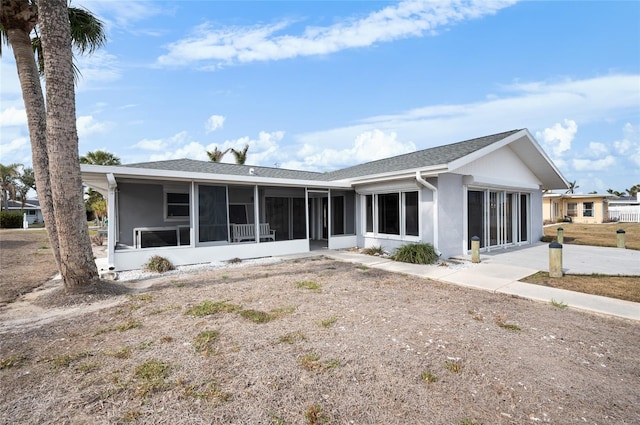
415,171,439,251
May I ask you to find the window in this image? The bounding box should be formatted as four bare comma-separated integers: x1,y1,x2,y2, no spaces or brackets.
166,192,189,219
567,202,577,217
368,191,419,237
378,193,400,235
583,202,594,217
365,195,373,233
198,185,228,243
404,191,419,236
27,210,36,216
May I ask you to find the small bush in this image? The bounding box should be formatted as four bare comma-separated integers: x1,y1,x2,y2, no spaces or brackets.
145,255,174,273
0,211,23,228
392,243,439,264
362,245,385,256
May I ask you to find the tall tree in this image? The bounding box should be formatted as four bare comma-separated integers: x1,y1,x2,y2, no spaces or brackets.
626,184,640,198
206,146,229,162
0,0,106,278
16,166,36,208
80,149,121,166
80,149,120,217
231,144,249,165
0,163,20,211
566,180,579,194
39,0,98,289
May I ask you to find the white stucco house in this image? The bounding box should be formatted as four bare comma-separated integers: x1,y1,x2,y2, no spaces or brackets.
81,129,569,271
5,199,43,224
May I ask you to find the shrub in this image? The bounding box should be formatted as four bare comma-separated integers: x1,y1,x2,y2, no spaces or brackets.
0,211,23,228
362,245,385,256
144,255,174,273
392,243,439,264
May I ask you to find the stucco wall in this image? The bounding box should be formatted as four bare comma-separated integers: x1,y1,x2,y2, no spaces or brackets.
117,182,190,246
436,173,465,258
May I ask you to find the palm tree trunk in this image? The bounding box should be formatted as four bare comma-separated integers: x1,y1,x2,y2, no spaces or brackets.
1,0,61,269
39,0,98,289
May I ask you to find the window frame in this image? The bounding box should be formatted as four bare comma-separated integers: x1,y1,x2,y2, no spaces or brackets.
582,202,594,217
164,188,190,221
567,202,578,218
363,190,420,239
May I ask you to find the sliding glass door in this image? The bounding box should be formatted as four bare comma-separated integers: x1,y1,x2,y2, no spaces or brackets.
467,189,529,251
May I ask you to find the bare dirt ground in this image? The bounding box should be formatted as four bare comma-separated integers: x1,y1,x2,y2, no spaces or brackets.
1,230,639,424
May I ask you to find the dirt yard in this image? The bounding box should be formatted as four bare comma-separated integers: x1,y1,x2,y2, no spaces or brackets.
1,230,639,424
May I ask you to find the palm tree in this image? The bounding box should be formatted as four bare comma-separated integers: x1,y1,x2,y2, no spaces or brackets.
38,0,99,289
626,184,640,198
231,144,249,165
607,188,625,197
16,166,35,209
566,180,579,194
0,163,21,211
206,146,229,162
80,150,121,166
1,0,105,288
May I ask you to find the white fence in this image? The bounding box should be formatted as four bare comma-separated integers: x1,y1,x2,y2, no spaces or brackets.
609,206,640,223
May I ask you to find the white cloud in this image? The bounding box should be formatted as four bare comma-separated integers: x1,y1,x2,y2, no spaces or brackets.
586,141,609,158
75,51,122,91
292,129,416,171
536,119,578,158
572,156,616,171
295,75,639,156
134,131,189,152
205,115,226,133
157,0,517,68
0,137,28,158
149,142,210,162
0,106,27,126
208,131,286,165
77,115,108,138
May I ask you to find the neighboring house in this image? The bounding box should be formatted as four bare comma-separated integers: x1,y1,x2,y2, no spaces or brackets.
81,129,568,271
5,199,43,224
608,194,640,222
542,193,615,224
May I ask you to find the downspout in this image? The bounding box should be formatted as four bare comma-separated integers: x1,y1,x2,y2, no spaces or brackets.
106,173,117,270
415,171,439,252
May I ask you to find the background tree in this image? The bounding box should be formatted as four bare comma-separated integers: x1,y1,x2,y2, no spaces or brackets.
39,0,98,289
1,0,106,274
566,180,579,194
80,149,121,166
626,184,640,198
91,198,107,225
607,188,625,197
16,166,36,208
231,144,249,165
0,163,20,211
80,149,120,219
206,146,229,162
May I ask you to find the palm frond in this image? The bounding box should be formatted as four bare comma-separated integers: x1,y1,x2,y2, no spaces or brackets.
67,6,106,54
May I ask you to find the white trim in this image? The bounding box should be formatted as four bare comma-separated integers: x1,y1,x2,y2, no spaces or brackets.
415,172,438,250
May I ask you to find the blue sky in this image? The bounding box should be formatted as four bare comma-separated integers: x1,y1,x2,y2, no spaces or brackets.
1,0,639,194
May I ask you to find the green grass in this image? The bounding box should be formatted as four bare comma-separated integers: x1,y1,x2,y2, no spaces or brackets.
444,360,462,373
238,306,295,323
296,281,321,292
278,331,307,345
0,354,28,370
132,360,171,397
194,330,220,355
421,371,439,383
495,317,522,332
550,299,568,309
185,300,241,317
51,351,93,369
318,316,338,328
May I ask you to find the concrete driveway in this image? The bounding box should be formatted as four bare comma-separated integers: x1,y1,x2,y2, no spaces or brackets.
476,242,640,275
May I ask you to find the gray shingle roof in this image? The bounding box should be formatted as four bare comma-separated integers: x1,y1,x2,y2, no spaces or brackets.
324,129,522,180
122,130,522,182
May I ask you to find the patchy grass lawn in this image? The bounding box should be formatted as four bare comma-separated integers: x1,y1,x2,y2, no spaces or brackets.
543,222,640,250
522,272,640,303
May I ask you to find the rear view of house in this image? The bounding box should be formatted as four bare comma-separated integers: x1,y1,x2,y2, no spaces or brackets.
81,129,568,271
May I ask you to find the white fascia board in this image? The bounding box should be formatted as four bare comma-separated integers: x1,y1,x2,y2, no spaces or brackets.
464,175,540,191
447,129,528,170
343,165,446,186
81,164,350,189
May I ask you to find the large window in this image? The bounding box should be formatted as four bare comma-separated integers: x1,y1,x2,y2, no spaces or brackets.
583,202,594,217
567,202,578,217
366,191,419,237
378,193,400,235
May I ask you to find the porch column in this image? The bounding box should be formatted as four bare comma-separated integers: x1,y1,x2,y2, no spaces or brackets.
254,185,260,243
106,173,117,269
